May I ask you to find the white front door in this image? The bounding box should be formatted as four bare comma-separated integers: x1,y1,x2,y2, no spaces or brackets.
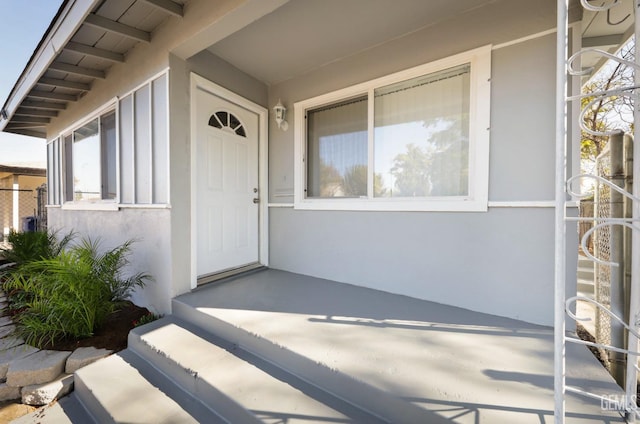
194,85,260,279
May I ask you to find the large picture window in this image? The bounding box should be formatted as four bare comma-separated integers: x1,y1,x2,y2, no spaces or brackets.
294,46,491,211
63,109,116,202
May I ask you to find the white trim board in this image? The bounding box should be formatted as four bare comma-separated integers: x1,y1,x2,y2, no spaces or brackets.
269,201,560,209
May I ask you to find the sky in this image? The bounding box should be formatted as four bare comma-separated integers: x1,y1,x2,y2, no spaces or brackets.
0,0,63,167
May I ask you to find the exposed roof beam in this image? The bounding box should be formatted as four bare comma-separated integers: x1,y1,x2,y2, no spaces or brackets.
15,108,58,118
172,0,289,60
64,41,125,63
140,0,183,17
0,0,103,133
28,90,77,102
10,116,50,124
84,13,151,43
20,100,66,110
38,77,91,91
49,61,105,79
5,123,46,130
582,34,625,48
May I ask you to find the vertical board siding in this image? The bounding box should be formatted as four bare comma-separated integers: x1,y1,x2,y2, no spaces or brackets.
49,71,170,207
53,139,59,205
119,94,135,204
134,84,152,204
118,71,169,205
152,74,169,204
46,141,56,205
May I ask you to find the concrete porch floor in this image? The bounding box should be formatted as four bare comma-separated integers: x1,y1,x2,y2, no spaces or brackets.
174,268,626,424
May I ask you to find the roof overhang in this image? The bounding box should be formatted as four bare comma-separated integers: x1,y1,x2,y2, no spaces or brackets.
0,0,186,138
0,0,633,140
578,0,635,84
0,165,47,178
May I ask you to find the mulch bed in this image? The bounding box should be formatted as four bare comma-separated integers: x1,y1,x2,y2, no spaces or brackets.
39,301,150,352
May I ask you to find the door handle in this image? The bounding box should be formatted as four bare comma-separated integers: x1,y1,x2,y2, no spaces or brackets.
253,198,260,204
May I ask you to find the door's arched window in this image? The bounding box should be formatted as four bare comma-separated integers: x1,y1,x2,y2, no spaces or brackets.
208,111,246,137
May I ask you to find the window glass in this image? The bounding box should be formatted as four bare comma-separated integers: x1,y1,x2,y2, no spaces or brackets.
72,119,100,201
306,96,367,197
295,46,490,211
65,110,117,202
373,64,470,197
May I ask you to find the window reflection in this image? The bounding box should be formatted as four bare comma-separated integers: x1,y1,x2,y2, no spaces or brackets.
374,64,470,197
73,119,100,201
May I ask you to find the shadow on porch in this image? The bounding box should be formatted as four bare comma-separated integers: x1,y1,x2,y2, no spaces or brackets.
15,268,626,423
171,268,625,424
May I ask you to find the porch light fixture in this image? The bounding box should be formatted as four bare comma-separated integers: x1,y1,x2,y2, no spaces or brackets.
273,99,288,131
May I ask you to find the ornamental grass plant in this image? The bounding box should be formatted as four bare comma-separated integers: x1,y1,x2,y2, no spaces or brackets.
0,230,74,266
2,235,150,348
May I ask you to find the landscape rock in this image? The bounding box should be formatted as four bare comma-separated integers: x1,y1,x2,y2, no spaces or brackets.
0,324,16,339
0,382,21,401
66,347,112,374
21,374,74,406
7,350,71,387
0,316,13,327
0,345,39,380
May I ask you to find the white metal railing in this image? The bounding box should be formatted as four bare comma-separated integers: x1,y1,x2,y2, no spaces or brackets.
556,0,640,422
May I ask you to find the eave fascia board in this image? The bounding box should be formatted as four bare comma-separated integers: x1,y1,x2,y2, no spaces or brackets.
0,0,102,133
5,128,47,138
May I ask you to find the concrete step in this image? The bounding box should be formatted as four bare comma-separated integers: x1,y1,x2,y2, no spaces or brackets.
172,298,439,424
577,278,595,298
12,393,93,424
73,350,220,423
577,267,595,281
129,316,381,423
577,256,595,281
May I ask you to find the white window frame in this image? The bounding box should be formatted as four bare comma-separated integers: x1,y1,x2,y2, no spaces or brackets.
294,45,491,212
60,99,119,211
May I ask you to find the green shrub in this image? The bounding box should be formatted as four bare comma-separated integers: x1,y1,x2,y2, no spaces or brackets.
0,230,74,267
3,238,150,348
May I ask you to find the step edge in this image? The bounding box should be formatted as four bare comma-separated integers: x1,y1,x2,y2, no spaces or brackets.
129,316,383,423
172,299,450,424
73,352,208,424
128,319,262,424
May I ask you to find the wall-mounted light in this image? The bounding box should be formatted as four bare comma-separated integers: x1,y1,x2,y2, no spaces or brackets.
273,99,288,131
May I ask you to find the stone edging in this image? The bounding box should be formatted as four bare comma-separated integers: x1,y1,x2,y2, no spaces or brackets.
0,291,112,406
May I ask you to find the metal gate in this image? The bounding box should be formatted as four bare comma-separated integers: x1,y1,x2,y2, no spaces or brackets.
556,0,640,422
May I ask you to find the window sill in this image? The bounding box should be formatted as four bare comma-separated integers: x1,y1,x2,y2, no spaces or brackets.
294,198,488,212
61,202,119,212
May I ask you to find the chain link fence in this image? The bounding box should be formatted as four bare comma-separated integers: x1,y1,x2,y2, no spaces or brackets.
591,133,633,384
0,184,47,249
594,143,612,361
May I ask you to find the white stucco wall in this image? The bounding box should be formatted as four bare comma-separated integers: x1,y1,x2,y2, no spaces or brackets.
265,28,577,325
40,0,579,325
47,207,173,313
43,0,266,313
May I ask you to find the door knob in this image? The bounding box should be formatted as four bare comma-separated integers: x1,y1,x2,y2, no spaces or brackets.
253,198,260,204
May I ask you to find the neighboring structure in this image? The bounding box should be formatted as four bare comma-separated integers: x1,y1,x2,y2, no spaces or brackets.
0,0,630,325
0,165,46,239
